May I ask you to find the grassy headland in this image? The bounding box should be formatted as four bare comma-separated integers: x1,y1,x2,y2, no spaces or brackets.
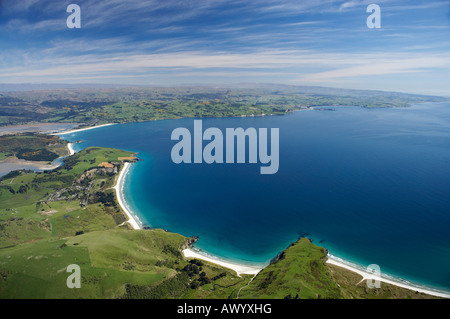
0,133,69,163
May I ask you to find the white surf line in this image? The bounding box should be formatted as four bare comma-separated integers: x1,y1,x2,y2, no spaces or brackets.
113,162,142,230
182,248,263,277
67,142,76,156
55,123,117,135
326,257,450,298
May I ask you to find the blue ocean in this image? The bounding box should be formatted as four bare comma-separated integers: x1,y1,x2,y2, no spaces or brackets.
66,102,450,292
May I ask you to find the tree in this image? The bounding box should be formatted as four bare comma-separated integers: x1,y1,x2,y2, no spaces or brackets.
18,185,27,194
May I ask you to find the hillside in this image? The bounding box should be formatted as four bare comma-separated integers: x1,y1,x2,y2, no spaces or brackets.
0,133,69,162
239,238,439,299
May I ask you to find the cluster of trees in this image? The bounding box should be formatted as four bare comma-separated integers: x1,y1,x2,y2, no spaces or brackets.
0,183,30,195
36,172,74,185
187,271,227,289
0,170,23,181
0,134,66,160
16,148,59,162
18,185,28,194
258,270,277,289
182,259,204,273
93,191,115,206
1,185,16,194
121,257,231,298
162,244,182,258
181,259,227,289
60,156,78,171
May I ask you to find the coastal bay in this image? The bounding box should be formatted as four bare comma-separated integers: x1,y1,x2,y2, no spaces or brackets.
0,121,447,298
0,133,75,177
63,102,450,296
2,0,450,301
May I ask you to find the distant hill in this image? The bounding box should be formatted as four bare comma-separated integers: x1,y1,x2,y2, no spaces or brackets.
230,82,447,99
0,133,69,162
0,84,446,127
0,83,140,92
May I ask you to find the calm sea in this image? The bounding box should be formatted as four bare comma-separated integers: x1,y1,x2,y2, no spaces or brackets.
66,102,450,292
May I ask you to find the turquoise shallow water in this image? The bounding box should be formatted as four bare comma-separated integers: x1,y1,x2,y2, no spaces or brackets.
67,102,450,292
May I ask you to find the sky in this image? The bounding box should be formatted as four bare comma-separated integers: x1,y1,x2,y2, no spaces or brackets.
0,0,449,96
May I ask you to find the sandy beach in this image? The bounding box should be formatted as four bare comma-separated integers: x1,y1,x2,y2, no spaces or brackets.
326,255,450,298
0,123,78,136
0,157,61,171
56,123,117,135
67,143,76,156
183,248,263,277
114,162,142,230
0,142,75,177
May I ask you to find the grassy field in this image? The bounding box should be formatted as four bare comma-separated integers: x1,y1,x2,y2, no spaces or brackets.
0,229,440,299
0,230,180,298
326,263,439,299
0,152,10,161
0,227,250,299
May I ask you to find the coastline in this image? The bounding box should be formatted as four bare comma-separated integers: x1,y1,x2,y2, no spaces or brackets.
112,161,450,295
67,142,75,156
63,122,450,298
182,248,263,277
114,162,142,230
0,142,75,177
56,123,117,135
326,255,450,298
0,123,78,136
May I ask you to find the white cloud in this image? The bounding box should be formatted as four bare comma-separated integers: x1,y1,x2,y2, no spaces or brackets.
1,49,449,81
299,54,450,82
339,0,362,12
1,0,449,96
